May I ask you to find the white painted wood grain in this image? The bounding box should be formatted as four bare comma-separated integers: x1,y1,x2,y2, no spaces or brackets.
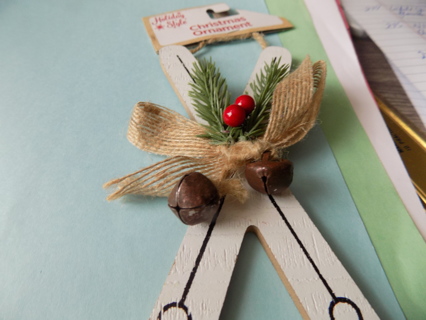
160,45,206,125
244,46,292,95
151,45,379,320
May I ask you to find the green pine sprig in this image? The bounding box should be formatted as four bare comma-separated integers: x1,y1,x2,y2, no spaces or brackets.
245,58,289,138
188,59,231,144
188,58,289,144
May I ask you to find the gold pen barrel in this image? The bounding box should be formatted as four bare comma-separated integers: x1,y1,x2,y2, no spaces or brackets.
376,96,426,208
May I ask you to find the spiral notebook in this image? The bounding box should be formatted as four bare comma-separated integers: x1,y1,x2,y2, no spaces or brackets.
342,0,426,126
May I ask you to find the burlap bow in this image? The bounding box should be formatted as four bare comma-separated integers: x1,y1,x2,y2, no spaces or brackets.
104,57,326,202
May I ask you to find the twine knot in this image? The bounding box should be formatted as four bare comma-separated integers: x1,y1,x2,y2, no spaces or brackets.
217,140,272,169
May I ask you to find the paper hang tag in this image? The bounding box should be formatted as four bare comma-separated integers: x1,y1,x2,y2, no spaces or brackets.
143,3,293,52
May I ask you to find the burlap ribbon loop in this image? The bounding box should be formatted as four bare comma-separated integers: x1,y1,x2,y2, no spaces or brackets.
265,58,326,148
104,56,326,202
127,103,215,158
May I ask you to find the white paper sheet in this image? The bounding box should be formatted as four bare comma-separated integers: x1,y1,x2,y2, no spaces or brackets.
390,60,426,125
342,0,426,127
304,0,426,238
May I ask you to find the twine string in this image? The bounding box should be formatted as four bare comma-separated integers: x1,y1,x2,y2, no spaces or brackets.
190,32,268,54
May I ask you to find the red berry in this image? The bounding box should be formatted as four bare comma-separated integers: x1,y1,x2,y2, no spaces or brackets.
223,104,246,127
235,95,255,114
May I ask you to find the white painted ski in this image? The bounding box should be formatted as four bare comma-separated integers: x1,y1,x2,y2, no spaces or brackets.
150,45,379,320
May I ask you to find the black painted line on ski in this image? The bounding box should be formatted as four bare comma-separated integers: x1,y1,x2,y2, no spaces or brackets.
263,177,363,319
177,55,196,83
157,198,224,320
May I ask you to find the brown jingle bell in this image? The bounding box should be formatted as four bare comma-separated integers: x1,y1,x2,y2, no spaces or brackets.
168,172,220,225
245,151,293,195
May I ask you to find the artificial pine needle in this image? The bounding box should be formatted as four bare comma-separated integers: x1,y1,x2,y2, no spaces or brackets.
190,58,289,144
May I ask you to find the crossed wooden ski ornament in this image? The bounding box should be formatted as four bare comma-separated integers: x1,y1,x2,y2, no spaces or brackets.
147,45,380,320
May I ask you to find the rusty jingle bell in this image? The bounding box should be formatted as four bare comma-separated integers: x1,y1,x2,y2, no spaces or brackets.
245,151,294,195
168,172,220,225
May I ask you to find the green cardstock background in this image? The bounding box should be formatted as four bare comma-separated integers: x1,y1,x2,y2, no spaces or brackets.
266,0,426,319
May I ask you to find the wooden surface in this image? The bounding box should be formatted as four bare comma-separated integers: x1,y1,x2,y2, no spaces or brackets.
352,36,426,136
150,45,379,320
